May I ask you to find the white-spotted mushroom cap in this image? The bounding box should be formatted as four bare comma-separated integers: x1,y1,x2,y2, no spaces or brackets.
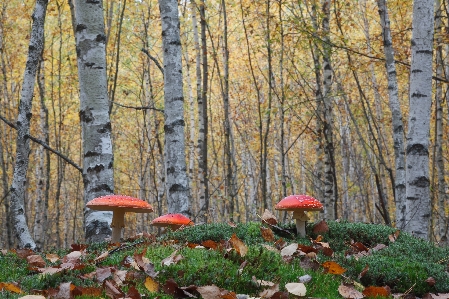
275,194,323,212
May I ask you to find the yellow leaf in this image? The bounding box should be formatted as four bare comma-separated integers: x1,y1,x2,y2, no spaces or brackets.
322,261,347,275
0,282,22,294
145,276,159,293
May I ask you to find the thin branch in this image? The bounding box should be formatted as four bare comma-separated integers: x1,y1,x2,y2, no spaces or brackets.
0,114,82,173
109,100,164,113
141,48,164,77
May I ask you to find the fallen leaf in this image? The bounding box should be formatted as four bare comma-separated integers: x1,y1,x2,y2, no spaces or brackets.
202,240,220,250
338,284,364,299
112,269,127,286
321,247,334,257
270,291,289,299
14,249,35,259
37,267,63,275
274,238,286,250
62,251,82,264
389,230,400,243
429,293,449,299
70,243,88,252
280,243,298,257
262,244,279,253
104,280,125,299
262,209,278,225
94,251,109,263
18,296,46,299
351,242,369,252
27,255,46,268
197,285,222,299
144,276,159,293
425,277,436,286
134,248,159,277
96,267,113,283
371,243,387,252
362,286,391,298
297,244,317,254
126,285,142,299
259,283,279,298
0,282,22,294
285,283,306,296
358,264,369,280
161,250,184,266
45,254,60,263
260,226,275,242
252,276,275,287
228,221,237,228
312,220,329,234
322,261,347,275
162,278,196,298
229,233,248,257
300,256,320,271
72,286,102,297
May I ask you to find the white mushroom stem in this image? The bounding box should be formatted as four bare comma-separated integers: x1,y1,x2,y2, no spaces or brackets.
293,210,310,237
110,209,126,243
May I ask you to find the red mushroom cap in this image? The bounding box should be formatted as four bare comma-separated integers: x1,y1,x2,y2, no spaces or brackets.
151,213,193,227
86,195,153,213
275,194,323,211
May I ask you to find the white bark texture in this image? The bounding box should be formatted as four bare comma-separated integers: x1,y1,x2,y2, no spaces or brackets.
74,0,115,242
404,0,434,239
377,0,406,229
9,0,48,249
321,0,335,220
158,0,191,216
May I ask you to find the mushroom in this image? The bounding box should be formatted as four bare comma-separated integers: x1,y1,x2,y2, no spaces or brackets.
275,194,323,237
151,213,193,232
86,195,153,243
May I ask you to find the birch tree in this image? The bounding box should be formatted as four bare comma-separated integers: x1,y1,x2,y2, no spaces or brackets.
158,0,191,216
9,0,48,249
404,0,434,239
74,0,115,242
376,0,406,229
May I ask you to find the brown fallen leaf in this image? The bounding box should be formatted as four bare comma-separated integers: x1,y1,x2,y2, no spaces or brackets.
389,230,400,243
202,240,220,250
162,278,196,298
104,279,125,299
94,251,109,263
260,226,275,242
161,250,184,266
126,285,142,299
425,277,436,286
312,220,329,234
262,209,278,225
259,283,279,298
270,291,289,299
72,286,103,297
358,264,369,280
197,285,224,299
14,249,35,259
351,242,369,252
27,255,46,268
45,254,60,263
96,267,113,283
134,248,159,277
362,286,391,298
229,233,248,257
322,261,347,275
112,269,127,286
338,284,364,299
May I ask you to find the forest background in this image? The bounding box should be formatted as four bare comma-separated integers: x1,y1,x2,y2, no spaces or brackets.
0,0,444,250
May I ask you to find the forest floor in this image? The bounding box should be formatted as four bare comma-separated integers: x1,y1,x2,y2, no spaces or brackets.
1,213,449,299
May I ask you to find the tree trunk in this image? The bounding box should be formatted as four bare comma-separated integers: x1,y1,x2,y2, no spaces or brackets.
74,0,115,242
376,0,406,229
158,0,191,216
404,0,434,239
9,0,49,249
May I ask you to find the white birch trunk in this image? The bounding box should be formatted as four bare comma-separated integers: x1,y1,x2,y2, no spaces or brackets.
9,0,48,249
404,0,434,239
321,0,335,220
74,0,115,242
377,0,406,229
158,0,191,216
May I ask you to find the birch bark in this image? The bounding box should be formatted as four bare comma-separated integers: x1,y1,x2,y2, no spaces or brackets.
377,0,406,229
9,0,48,249
158,0,191,216
74,0,115,242
404,0,434,239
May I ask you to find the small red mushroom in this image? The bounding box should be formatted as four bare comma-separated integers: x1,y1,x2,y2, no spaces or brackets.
86,195,153,243
151,213,193,232
275,194,323,237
